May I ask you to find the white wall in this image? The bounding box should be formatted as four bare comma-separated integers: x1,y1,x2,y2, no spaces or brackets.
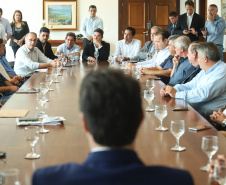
1,0,118,61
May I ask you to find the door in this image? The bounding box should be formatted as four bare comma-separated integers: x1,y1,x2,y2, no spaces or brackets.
119,0,178,46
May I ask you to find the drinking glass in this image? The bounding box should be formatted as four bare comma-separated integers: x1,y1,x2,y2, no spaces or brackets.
69,54,76,66
36,92,47,115
62,57,67,70
132,66,140,80
94,51,99,62
155,105,168,131
144,90,154,111
214,163,226,185
0,169,20,185
118,55,123,64
52,67,59,83
39,82,49,101
37,113,49,134
200,136,218,171
57,61,62,76
45,74,54,91
24,126,40,159
170,120,186,151
146,79,155,90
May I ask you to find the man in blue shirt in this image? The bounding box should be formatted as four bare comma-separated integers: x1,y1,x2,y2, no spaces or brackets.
0,8,12,41
160,42,226,115
201,4,226,61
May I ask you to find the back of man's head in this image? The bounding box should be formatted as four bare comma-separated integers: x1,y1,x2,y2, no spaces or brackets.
80,69,142,147
168,11,178,17
175,36,191,51
196,42,220,62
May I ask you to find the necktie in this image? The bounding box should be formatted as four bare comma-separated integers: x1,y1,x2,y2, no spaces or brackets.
171,24,175,35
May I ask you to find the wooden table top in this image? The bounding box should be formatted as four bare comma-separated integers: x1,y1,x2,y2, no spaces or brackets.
0,61,225,185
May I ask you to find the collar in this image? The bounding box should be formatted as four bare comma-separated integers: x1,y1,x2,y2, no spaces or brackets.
214,15,219,21
91,147,111,153
65,43,75,51
187,12,194,17
24,45,36,53
89,16,96,20
124,39,134,45
205,61,221,74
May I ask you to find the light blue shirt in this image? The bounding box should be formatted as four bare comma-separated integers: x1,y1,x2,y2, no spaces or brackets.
174,61,226,114
205,15,226,45
0,56,17,76
57,43,80,61
0,17,12,35
14,45,52,77
80,16,103,37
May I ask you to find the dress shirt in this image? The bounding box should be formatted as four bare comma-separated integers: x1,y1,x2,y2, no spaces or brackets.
0,56,17,76
114,39,141,60
0,17,12,35
168,57,195,86
160,55,174,70
0,62,10,81
187,13,194,29
80,16,103,37
0,23,6,41
136,47,170,68
204,15,226,45
223,109,226,116
174,61,226,114
57,43,80,61
14,45,52,77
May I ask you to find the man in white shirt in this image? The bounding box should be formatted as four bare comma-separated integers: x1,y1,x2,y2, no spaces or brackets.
114,27,141,61
14,32,57,78
56,32,80,61
80,5,103,49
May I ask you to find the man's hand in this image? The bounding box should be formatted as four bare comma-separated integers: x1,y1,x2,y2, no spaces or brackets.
55,51,62,55
9,86,19,92
69,52,80,56
173,54,180,67
160,87,168,97
87,36,93,41
9,78,19,86
190,28,198,35
140,67,150,75
50,60,57,68
207,14,215,22
128,62,135,69
88,57,96,63
165,85,177,98
201,30,208,36
15,76,24,82
183,30,191,35
17,39,23,47
210,110,226,125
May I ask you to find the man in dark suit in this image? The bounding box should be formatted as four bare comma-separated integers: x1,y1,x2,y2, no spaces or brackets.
82,28,110,63
36,27,57,60
166,11,178,35
174,0,204,42
32,69,194,185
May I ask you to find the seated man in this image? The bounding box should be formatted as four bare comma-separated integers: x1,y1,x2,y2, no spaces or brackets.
14,32,57,78
0,73,19,105
137,26,161,60
168,36,195,86
135,30,170,68
56,32,80,61
0,38,23,84
36,27,57,60
82,28,110,63
160,42,226,115
140,35,180,82
114,27,141,61
32,69,194,185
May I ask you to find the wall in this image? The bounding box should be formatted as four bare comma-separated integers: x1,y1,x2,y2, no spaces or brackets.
1,0,118,61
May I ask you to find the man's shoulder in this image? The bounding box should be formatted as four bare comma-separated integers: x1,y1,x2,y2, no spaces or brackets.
1,17,10,23
101,41,110,46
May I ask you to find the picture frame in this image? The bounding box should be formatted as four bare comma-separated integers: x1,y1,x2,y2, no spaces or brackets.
222,0,226,34
43,0,77,31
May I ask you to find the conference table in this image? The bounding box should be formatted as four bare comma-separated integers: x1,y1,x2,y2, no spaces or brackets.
0,61,225,185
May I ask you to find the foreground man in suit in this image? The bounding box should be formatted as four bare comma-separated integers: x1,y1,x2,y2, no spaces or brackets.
32,69,194,185
82,28,110,63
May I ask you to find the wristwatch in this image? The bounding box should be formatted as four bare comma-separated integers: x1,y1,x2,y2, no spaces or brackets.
222,119,226,127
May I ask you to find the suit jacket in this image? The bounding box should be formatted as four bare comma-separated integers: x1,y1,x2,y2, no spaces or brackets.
10,21,29,47
174,13,204,42
166,23,177,35
137,41,155,60
36,39,57,60
82,41,110,61
32,150,194,185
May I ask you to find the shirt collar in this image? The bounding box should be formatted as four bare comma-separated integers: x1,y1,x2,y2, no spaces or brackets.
89,16,96,20
214,15,219,21
123,39,134,45
91,147,111,153
205,61,221,74
187,12,194,17
24,45,36,53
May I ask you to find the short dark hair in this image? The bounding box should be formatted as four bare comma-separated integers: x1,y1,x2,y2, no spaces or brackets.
40,27,50,34
89,5,97,10
209,4,218,10
0,38,3,45
169,11,178,17
65,32,76,41
185,0,194,8
125,27,136,36
196,42,220,62
80,69,142,147
94,28,104,37
0,8,2,14
156,30,170,41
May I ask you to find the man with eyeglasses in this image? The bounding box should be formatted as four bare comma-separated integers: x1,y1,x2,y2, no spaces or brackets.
36,27,57,60
14,32,58,78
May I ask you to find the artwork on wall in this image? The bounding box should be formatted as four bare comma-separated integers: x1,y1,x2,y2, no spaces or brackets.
43,0,77,31
222,0,226,34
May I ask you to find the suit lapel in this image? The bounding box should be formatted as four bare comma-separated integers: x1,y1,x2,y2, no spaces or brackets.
190,13,196,29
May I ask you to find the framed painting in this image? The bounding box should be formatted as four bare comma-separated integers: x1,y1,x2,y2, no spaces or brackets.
43,0,77,31
222,0,226,34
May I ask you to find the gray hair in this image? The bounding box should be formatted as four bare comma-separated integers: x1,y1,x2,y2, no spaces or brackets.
189,41,201,54
151,26,162,33
175,36,191,51
196,42,220,62
25,32,37,40
168,35,180,45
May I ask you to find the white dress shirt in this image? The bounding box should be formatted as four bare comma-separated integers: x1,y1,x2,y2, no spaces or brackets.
114,39,141,60
187,13,194,29
80,16,103,37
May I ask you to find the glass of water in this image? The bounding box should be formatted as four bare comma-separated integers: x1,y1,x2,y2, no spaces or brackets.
144,90,155,111
170,120,186,151
200,135,218,171
94,51,99,62
0,169,20,185
45,74,54,91
40,82,49,101
146,79,155,90
155,105,168,131
214,163,226,185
